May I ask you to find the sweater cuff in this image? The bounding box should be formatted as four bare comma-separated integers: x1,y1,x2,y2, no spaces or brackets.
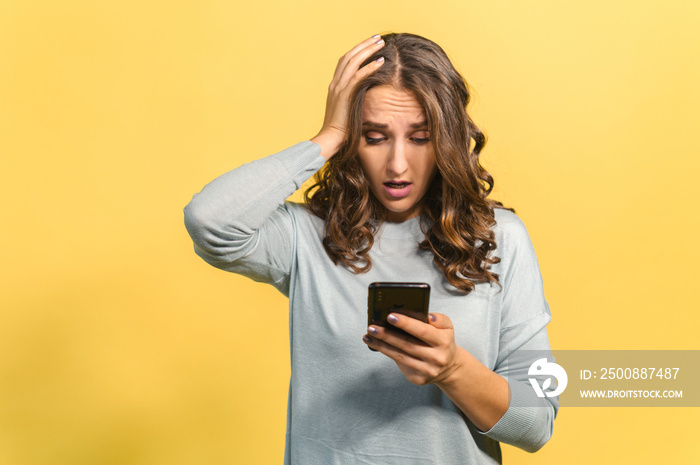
269,140,325,189
478,379,542,452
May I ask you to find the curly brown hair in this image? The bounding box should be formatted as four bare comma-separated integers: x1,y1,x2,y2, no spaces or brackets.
304,33,511,294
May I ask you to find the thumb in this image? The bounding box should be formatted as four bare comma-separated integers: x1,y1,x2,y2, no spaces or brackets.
428,312,453,330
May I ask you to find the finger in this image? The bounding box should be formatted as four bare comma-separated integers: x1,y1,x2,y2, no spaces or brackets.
367,325,432,359
427,313,454,331
362,333,423,365
386,314,449,347
349,55,385,86
334,36,385,88
334,35,383,77
336,42,385,90
331,55,384,105
363,333,439,385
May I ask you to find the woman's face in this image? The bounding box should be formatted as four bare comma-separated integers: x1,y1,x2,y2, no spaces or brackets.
358,85,438,223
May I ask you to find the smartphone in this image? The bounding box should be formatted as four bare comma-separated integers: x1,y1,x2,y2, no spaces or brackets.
367,282,431,350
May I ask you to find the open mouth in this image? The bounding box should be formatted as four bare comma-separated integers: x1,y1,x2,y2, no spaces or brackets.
384,181,409,189
383,181,412,198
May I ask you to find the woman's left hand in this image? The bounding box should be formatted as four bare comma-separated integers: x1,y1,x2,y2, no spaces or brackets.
363,313,461,386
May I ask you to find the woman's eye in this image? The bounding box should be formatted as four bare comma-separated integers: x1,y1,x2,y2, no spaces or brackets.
363,135,431,145
364,135,386,145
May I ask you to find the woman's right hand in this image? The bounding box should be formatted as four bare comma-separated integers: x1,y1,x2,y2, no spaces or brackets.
311,35,386,161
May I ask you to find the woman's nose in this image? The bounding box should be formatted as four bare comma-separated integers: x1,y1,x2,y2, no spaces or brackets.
387,142,409,175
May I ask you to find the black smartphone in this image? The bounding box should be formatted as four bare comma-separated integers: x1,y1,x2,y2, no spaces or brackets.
367,282,430,350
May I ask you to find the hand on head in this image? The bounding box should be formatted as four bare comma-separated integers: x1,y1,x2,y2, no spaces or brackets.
311,35,386,160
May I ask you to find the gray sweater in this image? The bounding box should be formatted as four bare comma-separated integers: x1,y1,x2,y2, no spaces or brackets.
184,140,558,464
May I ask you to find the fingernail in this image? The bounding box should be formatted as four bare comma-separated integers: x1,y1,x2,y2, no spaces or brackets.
368,326,378,335
387,314,398,324
375,39,384,45
376,56,385,64
372,34,381,39
429,314,437,322
363,335,373,344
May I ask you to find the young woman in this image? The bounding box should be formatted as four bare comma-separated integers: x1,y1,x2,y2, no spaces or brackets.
184,33,557,464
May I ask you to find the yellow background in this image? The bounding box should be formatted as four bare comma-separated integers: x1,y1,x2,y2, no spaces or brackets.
2,1,699,463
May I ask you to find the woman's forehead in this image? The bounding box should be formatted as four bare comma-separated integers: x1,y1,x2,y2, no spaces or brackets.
362,85,426,126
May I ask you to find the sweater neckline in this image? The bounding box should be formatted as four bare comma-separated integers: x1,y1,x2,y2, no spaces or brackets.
375,216,425,239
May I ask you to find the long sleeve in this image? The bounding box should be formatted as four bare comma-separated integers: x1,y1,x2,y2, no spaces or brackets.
480,209,558,452
183,140,325,295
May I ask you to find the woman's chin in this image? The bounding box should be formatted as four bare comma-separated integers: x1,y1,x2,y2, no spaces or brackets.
383,203,420,223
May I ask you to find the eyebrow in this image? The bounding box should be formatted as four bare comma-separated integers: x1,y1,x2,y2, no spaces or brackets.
362,120,429,129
